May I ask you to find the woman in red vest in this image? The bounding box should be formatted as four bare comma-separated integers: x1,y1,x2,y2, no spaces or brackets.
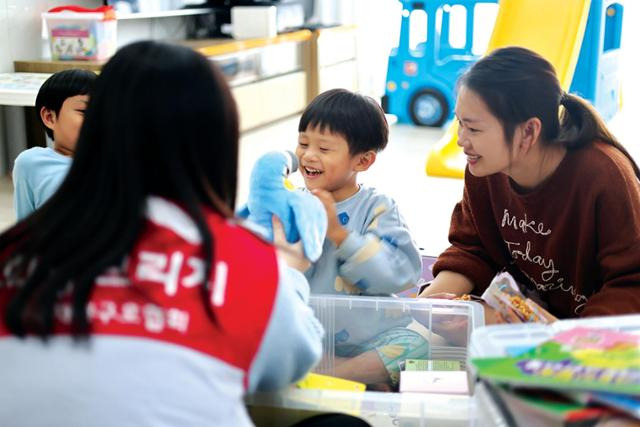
0,41,322,427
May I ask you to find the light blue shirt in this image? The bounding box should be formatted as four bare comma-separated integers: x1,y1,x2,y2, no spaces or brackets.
12,147,71,220
306,185,422,296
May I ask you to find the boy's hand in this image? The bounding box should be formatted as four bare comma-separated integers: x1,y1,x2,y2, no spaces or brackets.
311,189,348,246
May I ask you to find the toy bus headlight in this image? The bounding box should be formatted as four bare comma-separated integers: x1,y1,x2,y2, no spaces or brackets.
404,61,418,76
387,81,397,92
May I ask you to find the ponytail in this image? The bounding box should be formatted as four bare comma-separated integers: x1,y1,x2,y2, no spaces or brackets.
461,47,639,180
559,92,640,179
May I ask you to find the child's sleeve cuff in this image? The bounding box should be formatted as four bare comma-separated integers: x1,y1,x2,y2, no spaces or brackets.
334,232,365,261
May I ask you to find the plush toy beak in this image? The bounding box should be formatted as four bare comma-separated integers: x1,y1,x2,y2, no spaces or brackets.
284,178,295,191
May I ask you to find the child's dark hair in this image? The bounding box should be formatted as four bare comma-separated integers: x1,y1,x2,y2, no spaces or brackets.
299,88,388,155
35,69,97,139
459,46,640,178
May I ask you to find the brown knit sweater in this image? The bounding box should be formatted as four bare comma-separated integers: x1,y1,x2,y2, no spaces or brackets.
433,142,640,318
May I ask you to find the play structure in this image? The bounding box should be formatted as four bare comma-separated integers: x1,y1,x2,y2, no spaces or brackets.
382,0,624,179
383,0,498,127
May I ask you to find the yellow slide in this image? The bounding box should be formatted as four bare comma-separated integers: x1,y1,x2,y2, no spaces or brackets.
425,0,592,179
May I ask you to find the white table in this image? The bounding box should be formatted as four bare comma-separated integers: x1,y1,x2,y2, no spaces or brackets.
0,72,51,107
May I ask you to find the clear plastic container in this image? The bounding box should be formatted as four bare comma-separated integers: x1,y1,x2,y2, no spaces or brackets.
246,387,477,427
245,296,484,426
309,295,484,381
42,6,117,61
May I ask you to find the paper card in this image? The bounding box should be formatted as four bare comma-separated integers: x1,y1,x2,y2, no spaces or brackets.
399,371,469,394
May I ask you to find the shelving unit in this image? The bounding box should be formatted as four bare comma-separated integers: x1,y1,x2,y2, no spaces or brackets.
115,7,212,20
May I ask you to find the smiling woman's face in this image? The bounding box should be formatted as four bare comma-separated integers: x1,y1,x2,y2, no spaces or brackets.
454,85,513,177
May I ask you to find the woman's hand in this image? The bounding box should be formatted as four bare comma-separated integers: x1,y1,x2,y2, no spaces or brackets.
272,215,310,272
311,189,348,246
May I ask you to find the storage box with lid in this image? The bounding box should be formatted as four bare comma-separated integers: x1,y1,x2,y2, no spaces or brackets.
42,5,117,61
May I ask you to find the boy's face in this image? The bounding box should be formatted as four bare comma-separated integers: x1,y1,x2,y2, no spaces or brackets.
41,94,89,156
296,125,369,202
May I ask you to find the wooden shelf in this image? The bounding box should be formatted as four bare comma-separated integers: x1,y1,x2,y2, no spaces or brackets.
116,8,213,20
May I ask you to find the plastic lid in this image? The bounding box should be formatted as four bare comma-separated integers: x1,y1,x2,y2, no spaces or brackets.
46,5,116,20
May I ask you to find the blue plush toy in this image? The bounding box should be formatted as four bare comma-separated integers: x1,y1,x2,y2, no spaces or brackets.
237,150,327,262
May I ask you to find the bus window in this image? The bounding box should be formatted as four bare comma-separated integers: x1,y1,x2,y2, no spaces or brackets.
409,8,428,55
472,2,499,55
448,4,467,49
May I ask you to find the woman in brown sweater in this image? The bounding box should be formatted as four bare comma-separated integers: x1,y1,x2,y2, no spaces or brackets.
419,46,640,320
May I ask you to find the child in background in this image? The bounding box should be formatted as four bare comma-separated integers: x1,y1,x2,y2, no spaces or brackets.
297,88,424,388
12,69,96,220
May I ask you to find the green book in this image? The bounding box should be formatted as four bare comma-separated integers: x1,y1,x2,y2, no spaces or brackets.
472,327,640,396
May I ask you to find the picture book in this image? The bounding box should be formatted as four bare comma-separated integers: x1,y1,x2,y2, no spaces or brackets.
472,326,640,396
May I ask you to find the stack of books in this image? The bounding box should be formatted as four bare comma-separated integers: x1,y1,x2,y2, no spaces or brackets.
471,326,640,426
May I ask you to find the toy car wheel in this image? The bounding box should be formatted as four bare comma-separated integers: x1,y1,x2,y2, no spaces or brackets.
409,89,449,127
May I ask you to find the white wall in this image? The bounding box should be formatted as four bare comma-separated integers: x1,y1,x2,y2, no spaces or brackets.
352,0,402,98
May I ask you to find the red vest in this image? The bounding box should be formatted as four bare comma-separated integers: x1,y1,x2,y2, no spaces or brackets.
1,200,280,379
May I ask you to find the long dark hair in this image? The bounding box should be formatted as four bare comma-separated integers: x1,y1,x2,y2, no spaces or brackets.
1,41,239,337
459,46,640,178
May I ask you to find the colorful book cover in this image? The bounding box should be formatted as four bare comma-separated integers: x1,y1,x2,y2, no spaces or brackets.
566,391,640,419
472,327,640,396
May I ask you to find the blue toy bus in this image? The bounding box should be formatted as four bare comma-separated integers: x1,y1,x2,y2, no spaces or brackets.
382,0,498,127
384,0,624,127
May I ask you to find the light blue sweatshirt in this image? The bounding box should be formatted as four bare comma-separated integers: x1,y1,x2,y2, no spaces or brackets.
306,185,422,296
12,147,71,220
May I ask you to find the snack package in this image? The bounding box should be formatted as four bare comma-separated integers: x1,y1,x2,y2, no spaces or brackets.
480,272,555,324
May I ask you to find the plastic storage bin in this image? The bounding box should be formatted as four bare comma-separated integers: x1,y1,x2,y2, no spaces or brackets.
246,296,484,426
247,387,476,427
42,5,117,61
309,295,484,380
